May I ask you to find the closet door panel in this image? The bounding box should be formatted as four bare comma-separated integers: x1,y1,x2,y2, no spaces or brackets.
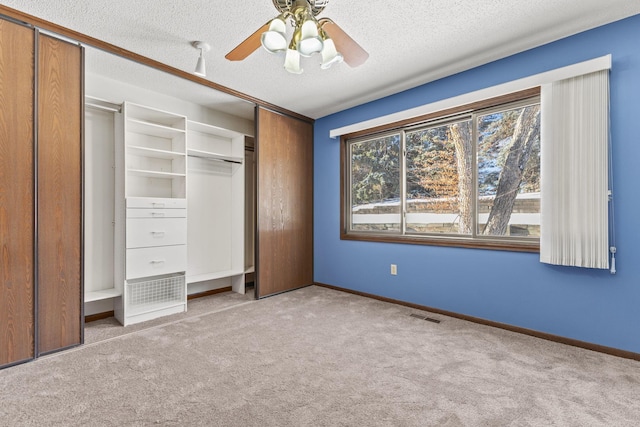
36,34,82,355
0,20,35,367
256,108,313,298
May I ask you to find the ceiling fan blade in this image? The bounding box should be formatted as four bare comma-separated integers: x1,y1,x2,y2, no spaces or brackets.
225,22,271,61
321,20,369,67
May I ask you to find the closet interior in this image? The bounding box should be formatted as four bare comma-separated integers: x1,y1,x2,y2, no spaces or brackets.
83,47,256,325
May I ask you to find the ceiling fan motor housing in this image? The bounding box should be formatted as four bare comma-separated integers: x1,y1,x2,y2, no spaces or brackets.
272,0,329,16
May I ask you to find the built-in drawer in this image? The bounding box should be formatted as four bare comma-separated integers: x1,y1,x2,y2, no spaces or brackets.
126,245,186,280
127,197,187,209
126,208,186,218
126,218,187,248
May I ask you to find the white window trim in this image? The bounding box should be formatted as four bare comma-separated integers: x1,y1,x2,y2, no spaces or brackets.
329,55,611,139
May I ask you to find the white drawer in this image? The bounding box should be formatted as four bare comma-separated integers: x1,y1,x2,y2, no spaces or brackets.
126,218,187,248
127,197,187,209
127,208,186,218
126,245,186,280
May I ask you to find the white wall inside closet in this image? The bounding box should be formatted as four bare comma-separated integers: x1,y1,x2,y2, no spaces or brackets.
84,107,116,315
84,69,255,317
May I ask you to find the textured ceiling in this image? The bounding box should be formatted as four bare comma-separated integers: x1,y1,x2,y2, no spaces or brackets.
2,0,640,120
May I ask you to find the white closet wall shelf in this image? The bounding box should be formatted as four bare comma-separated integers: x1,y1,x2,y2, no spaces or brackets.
127,118,186,138
187,120,244,139
127,169,186,179
126,102,186,128
127,145,185,159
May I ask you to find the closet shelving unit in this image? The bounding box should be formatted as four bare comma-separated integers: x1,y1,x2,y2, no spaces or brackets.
124,104,187,199
87,97,248,325
114,102,189,326
186,120,245,294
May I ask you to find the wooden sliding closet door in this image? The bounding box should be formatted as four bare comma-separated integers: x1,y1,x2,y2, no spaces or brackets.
36,34,82,355
256,108,313,298
0,20,35,367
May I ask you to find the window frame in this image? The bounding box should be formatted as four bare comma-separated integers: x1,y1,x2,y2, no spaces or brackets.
340,87,541,253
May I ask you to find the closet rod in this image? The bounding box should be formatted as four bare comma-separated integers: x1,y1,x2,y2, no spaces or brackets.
187,154,243,165
84,96,121,113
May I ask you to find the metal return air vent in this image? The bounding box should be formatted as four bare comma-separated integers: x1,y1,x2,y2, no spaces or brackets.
410,313,442,324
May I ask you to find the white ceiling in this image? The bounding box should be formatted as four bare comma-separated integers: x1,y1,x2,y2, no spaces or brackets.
2,0,640,120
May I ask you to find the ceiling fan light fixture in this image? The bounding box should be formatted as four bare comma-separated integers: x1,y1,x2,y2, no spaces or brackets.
191,41,210,77
320,37,343,69
261,16,288,53
284,48,303,74
297,18,323,57
226,0,368,73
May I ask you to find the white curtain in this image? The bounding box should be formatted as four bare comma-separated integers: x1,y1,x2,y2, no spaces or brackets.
540,69,610,269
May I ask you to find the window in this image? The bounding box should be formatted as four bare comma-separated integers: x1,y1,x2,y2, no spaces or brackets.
349,133,401,232
342,90,541,251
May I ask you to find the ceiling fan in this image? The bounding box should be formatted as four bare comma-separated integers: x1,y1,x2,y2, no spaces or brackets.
225,0,369,74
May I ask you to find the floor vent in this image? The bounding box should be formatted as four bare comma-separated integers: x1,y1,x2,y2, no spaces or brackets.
410,313,441,324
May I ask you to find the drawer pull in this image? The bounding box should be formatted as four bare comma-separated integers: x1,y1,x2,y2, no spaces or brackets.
150,212,165,217
152,202,165,208
150,260,165,264
150,231,165,236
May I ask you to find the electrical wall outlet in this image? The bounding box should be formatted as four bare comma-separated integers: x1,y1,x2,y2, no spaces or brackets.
390,264,397,275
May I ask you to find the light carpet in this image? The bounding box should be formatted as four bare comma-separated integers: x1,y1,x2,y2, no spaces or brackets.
1,285,639,426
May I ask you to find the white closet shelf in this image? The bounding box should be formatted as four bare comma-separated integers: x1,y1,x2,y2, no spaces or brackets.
127,102,186,126
127,118,186,138
128,169,186,179
127,145,185,159
85,287,122,302
187,148,243,164
187,269,245,284
187,120,244,139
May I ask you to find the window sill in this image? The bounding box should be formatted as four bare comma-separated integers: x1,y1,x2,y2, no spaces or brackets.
340,231,540,253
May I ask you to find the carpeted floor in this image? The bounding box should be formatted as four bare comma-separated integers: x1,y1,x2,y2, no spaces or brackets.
84,287,255,344
1,285,639,426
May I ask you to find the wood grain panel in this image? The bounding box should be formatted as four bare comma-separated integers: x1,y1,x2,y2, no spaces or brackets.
0,20,35,367
256,108,313,298
37,34,82,354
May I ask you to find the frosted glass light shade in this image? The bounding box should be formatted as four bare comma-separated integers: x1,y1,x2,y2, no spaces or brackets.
284,48,303,74
297,20,323,57
261,17,287,53
320,38,343,69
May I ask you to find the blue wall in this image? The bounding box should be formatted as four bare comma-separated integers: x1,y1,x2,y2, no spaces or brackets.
314,14,640,354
